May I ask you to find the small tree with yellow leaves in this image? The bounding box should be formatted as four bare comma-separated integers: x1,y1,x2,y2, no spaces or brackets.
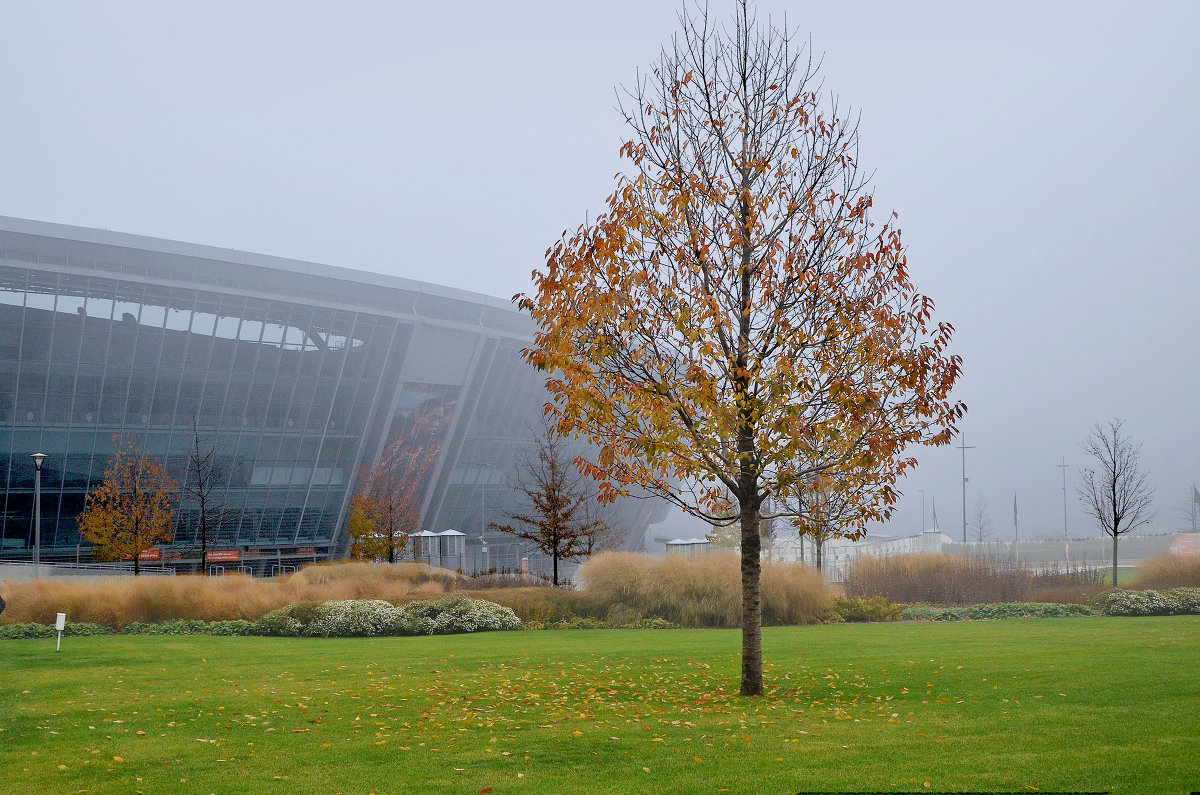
78,437,178,576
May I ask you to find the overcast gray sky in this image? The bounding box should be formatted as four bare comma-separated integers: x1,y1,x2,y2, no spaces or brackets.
2,1,1197,543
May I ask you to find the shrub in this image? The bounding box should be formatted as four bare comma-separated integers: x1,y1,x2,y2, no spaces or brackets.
1097,588,1200,616
206,620,256,636
900,603,1095,621
1132,553,1200,589
826,596,904,623
579,551,832,628
309,600,405,637
470,587,591,625
255,602,328,636
0,621,111,639
396,596,523,635
123,619,212,635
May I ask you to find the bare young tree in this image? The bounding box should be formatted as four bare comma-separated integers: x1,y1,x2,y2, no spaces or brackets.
183,416,233,574
489,422,613,586
1077,419,1156,587
968,496,992,544
788,480,853,572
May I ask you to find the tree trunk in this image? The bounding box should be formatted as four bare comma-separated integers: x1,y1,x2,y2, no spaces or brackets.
815,539,823,572
1112,534,1119,588
552,548,559,586
739,497,763,696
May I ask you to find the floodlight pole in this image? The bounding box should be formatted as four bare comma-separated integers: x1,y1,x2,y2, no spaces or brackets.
1057,457,1070,566
31,452,47,579
957,436,975,544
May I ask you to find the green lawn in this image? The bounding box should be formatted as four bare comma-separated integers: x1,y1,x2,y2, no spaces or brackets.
2,619,1197,794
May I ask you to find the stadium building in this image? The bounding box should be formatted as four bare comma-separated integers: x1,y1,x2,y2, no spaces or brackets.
0,216,664,576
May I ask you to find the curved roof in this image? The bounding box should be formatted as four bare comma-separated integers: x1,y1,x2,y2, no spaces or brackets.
0,215,534,338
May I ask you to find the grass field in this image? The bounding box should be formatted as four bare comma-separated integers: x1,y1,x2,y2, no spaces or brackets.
2,618,1198,794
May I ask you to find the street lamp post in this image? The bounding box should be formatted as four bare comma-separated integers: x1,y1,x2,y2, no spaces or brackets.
30,452,47,578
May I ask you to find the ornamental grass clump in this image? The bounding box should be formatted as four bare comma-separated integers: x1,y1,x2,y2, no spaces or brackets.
845,553,1030,606
578,551,832,628
1132,553,1200,589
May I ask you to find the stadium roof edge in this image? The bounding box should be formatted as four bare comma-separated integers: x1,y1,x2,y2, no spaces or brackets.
0,214,522,314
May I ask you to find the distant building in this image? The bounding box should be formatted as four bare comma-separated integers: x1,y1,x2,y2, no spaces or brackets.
0,217,665,575
1169,532,1200,555
664,537,712,557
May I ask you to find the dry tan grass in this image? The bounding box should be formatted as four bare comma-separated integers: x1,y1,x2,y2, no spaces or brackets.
1132,553,1200,589
578,551,832,628
845,553,1031,606
0,561,462,628
471,587,591,624
0,554,832,629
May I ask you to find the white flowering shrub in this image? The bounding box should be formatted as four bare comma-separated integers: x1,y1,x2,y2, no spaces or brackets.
1097,588,1200,616
254,597,521,637
396,596,522,635
307,600,404,637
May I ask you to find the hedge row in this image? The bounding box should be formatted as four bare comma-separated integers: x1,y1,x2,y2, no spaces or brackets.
0,596,521,639
901,602,1097,621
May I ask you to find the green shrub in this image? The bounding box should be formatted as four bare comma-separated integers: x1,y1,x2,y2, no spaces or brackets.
123,619,212,635
826,596,903,623
0,621,113,639
548,616,606,630
899,605,941,622
206,619,256,636
901,602,1096,621
0,622,55,639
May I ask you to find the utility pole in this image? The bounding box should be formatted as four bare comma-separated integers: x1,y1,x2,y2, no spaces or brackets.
957,435,975,544
1013,492,1020,565
1057,457,1070,566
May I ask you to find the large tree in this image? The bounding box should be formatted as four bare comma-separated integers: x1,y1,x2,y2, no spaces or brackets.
489,422,614,586
1077,419,1156,587
519,1,963,695
78,437,178,576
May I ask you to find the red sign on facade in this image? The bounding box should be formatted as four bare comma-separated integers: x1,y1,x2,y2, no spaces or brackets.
206,550,241,562
295,547,316,556
137,548,162,562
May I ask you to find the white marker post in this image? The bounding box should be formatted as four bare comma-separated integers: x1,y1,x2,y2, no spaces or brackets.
55,612,66,652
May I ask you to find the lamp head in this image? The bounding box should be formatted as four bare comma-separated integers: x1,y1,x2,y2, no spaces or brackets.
30,452,47,471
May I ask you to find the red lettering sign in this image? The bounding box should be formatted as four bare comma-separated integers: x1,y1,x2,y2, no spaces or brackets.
206,550,241,562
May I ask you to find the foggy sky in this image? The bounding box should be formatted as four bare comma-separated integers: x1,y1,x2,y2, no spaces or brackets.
2,1,1197,543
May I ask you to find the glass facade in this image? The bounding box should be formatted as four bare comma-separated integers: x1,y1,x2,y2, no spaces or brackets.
0,217,666,576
